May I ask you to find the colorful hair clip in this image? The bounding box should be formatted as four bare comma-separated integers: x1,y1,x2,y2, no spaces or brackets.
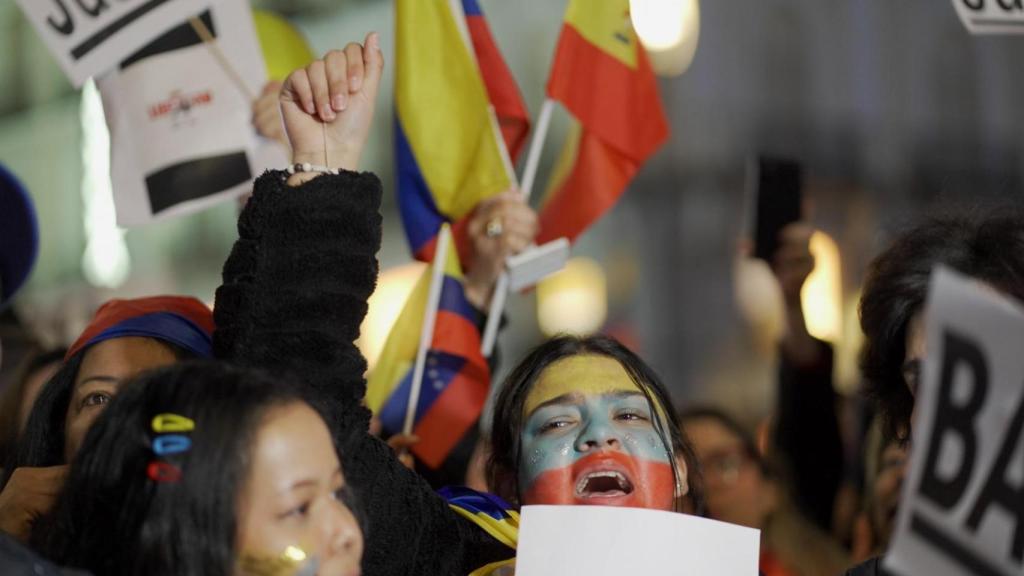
152,413,195,433
146,460,183,483
153,434,192,456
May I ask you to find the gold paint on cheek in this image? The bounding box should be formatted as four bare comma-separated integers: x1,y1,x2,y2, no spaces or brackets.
523,355,641,417
237,547,315,576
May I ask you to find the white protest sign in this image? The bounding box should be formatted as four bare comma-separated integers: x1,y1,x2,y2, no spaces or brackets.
952,0,1024,34
516,505,760,575
884,267,1024,576
97,1,286,226
14,0,212,87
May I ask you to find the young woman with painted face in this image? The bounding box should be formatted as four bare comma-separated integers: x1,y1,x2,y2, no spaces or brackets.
33,361,363,576
488,335,701,513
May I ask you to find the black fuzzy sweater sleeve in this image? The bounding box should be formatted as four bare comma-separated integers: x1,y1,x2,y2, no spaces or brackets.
213,171,513,575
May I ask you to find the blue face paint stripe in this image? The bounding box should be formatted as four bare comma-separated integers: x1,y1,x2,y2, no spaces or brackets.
519,393,672,488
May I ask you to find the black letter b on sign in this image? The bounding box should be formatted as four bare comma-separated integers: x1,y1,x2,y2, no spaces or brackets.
919,331,988,510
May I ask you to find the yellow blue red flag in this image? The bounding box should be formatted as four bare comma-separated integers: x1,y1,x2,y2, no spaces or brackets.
366,230,490,469
395,0,528,262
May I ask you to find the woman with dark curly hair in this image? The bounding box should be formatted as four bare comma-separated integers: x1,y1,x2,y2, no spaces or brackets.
859,212,1024,444
849,210,1024,576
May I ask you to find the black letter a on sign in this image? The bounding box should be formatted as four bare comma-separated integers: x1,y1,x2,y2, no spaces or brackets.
965,390,1024,564
919,331,988,510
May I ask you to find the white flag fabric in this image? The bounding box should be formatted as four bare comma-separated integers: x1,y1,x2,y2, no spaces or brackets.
97,0,286,226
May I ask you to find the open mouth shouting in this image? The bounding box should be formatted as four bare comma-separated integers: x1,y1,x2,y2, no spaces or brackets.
575,467,635,500
570,452,642,505
521,448,677,510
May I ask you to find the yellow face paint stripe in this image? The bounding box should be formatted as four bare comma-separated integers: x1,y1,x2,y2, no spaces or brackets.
524,355,641,416
522,354,672,431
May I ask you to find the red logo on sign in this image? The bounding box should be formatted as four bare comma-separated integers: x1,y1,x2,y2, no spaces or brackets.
148,90,214,121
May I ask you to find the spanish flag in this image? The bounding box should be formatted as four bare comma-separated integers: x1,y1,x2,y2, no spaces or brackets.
537,0,669,245
366,228,490,469
395,0,529,262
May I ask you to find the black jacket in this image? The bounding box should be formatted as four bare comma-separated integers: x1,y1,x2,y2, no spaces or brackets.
213,171,512,575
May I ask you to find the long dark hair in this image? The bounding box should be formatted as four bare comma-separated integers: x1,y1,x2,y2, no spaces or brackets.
860,212,1024,442
0,346,66,464
32,361,342,576
487,335,704,514
1,340,194,488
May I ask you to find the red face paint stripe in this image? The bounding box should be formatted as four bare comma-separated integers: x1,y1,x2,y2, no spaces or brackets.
522,456,676,511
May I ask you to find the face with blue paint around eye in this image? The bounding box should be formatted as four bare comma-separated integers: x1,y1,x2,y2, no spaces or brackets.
517,355,682,511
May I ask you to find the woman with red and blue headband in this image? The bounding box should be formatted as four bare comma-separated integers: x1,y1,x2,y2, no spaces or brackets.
0,295,213,542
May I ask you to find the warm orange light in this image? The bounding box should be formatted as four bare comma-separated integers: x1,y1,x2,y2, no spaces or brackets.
358,262,426,371
630,0,700,76
537,258,608,337
800,231,843,343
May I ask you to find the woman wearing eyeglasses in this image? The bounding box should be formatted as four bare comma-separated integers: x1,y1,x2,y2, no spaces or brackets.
681,408,849,576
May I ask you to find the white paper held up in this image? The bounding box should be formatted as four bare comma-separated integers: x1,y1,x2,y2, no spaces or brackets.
516,505,760,576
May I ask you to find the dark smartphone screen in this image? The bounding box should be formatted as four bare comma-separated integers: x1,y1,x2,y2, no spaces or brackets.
753,156,803,262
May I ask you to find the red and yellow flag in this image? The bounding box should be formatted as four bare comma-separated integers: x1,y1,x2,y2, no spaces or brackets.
538,0,669,245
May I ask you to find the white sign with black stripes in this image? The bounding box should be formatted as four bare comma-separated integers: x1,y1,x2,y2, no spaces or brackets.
952,0,1024,34
884,267,1024,576
14,0,210,87
97,0,285,226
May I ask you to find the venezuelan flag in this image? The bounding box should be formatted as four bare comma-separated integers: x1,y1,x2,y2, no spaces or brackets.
537,0,669,245
440,486,519,575
395,0,528,262
366,232,490,469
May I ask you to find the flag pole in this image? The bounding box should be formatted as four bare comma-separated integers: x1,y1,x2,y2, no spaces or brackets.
403,225,452,436
188,16,255,102
518,99,556,203
481,98,556,357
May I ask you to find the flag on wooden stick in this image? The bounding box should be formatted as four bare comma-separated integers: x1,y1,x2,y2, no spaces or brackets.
366,226,490,469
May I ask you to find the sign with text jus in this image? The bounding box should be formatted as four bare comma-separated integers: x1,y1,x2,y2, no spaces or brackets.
953,0,1024,34
885,267,1024,576
14,0,209,86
